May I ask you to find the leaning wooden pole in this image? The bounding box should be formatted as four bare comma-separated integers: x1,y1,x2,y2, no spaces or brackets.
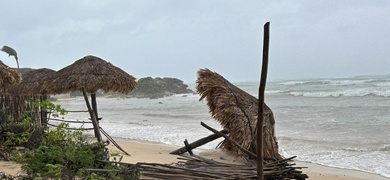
257,21,270,180
82,88,102,142
91,93,99,121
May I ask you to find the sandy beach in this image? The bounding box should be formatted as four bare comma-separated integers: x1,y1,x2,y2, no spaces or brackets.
1,139,389,179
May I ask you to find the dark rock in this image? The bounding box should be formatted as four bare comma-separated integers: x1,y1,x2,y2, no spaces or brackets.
128,77,194,99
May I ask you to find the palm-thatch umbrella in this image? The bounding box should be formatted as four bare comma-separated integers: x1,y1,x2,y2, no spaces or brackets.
196,68,282,161
3,68,56,126
8,68,56,95
0,61,22,122
47,55,137,141
0,60,22,92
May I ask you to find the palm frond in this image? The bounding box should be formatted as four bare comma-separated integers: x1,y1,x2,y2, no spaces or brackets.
1,45,19,68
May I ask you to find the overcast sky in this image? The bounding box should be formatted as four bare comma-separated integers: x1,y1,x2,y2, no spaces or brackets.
1,0,389,83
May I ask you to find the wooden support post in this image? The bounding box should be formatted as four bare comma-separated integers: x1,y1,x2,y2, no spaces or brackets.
257,21,270,180
41,95,48,127
91,93,99,121
82,88,102,142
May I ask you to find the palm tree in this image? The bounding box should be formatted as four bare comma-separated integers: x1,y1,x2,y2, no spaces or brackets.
1,45,19,68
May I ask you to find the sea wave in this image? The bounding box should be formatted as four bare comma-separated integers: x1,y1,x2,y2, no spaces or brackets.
342,145,390,152
141,113,194,119
278,80,314,86
320,79,375,86
277,78,390,87
265,89,290,94
374,82,390,87
288,89,390,97
171,93,199,98
277,79,374,86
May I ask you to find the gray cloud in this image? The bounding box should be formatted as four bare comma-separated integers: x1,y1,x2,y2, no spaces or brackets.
1,0,389,83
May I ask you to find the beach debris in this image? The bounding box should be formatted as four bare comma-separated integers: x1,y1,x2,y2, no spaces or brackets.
100,127,130,155
170,129,228,155
84,154,308,179
201,122,258,159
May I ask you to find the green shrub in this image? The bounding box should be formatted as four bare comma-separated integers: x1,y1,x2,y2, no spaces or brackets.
22,123,108,179
0,99,67,148
33,99,68,119
1,115,34,147
1,99,140,179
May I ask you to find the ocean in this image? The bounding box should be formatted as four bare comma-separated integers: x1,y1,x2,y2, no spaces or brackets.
55,75,390,178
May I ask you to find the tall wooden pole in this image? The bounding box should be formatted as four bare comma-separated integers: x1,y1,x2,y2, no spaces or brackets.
257,21,270,180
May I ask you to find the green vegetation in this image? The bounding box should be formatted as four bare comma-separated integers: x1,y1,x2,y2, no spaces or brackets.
0,99,67,148
21,123,108,179
0,99,140,179
2,118,33,146
33,99,68,119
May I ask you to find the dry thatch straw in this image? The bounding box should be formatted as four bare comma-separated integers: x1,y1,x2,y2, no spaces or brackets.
196,68,282,161
0,60,22,92
47,55,137,94
7,68,56,95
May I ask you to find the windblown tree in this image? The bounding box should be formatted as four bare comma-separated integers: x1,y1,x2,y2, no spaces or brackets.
1,45,19,68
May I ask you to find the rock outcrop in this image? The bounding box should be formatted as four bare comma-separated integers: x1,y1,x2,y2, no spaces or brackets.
129,77,194,99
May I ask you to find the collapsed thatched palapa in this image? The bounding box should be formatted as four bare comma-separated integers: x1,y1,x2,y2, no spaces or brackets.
7,68,56,95
47,55,136,94
0,60,22,92
196,68,282,161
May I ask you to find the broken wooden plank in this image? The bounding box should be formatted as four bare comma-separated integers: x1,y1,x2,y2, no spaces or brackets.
170,129,228,155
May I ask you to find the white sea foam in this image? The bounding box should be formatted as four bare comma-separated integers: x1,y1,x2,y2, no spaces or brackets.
289,88,390,97
278,80,312,86
374,82,390,87
321,79,375,86
265,89,290,95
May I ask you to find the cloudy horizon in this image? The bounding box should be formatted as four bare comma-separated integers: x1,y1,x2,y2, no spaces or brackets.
1,0,389,83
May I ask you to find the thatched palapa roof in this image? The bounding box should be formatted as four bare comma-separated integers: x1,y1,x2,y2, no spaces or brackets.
196,68,282,161
47,55,137,94
7,68,56,95
0,60,22,91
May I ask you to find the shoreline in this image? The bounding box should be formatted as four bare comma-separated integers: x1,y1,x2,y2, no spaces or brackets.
1,138,389,179
295,161,389,180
